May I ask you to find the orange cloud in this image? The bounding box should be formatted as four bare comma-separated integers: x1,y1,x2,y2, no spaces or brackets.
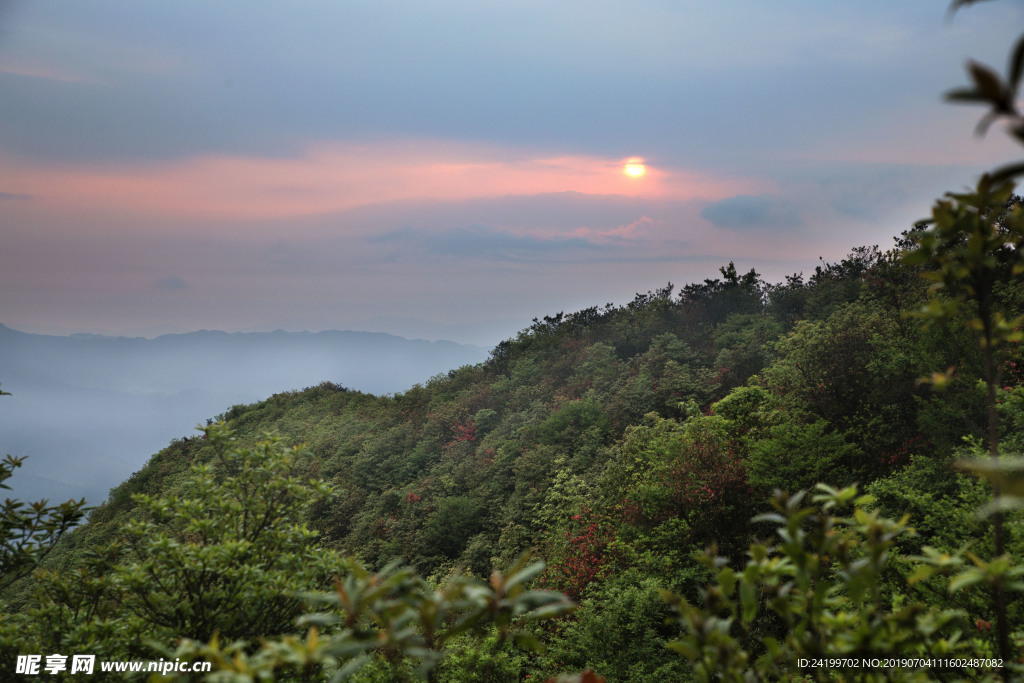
0,140,759,225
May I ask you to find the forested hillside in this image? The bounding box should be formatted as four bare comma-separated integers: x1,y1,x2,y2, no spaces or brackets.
3,221,1022,680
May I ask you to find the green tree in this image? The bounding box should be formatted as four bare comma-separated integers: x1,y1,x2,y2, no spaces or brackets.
0,423,344,674
0,385,86,592
662,486,978,682
118,423,342,643
171,553,573,682
903,175,1024,668
542,570,689,682
422,496,480,561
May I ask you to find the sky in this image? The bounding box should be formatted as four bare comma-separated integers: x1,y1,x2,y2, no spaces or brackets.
2,0,1023,346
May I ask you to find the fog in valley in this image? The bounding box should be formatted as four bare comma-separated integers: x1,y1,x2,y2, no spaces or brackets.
0,324,487,506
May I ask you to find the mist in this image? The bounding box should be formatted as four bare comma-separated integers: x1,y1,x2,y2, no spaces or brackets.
0,324,488,505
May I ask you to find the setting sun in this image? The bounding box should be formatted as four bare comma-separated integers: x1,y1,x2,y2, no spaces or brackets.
623,159,646,178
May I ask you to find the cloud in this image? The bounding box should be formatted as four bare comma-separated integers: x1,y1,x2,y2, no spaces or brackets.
0,191,30,200
0,140,747,225
699,194,803,230
569,216,654,243
0,62,94,84
370,224,604,262
154,274,189,290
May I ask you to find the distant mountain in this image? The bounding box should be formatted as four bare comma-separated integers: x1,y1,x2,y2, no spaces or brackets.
0,324,489,505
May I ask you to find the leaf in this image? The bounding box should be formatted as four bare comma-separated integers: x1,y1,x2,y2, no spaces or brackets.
988,161,1024,184
740,580,757,623
503,558,545,592
666,639,699,660
718,566,737,597
946,88,994,104
974,110,1001,137
973,495,1024,519
330,653,370,683
528,602,576,621
511,631,543,652
948,569,985,592
967,61,1007,104
948,0,996,16
752,513,786,525
956,457,1024,498
908,565,938,586
1010,123,1024,146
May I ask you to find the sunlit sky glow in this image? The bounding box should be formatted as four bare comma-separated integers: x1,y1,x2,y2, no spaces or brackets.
1,0,1022,345
624,159,647,178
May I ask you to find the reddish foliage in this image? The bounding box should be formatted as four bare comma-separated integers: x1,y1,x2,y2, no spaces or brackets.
370,516,390,537
624,424,753,547
543,505,618,600
880,434,926,467
712,365,730,384
620,497,643,525
449,420,477,443
665,429,748,514
1002,358,1024,387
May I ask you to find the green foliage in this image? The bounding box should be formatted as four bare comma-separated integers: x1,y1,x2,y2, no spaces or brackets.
867,453,994,556
118,423,340,643
434,630,529,683
710,385,769,435
958,455,1024,518
422,496,480,561
712,315,783,391
0,424,344,675
603,413,753,556
745,418,861,492
662,485,976,682
903,176,1024,354
760,300,933,481
804,246,886,320
866,449,1024,655
679,262,764,327
0,385,87,595
902,173,1024,668
170,552,573,682
529,400,609,462
0,454,86,593
541,571,689,683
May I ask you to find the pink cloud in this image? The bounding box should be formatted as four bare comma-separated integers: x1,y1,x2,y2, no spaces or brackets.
566,215,656,243
0,62,95,84
0,139,760,225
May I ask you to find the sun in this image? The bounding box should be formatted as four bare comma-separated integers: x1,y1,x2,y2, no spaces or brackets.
623,158,646,178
